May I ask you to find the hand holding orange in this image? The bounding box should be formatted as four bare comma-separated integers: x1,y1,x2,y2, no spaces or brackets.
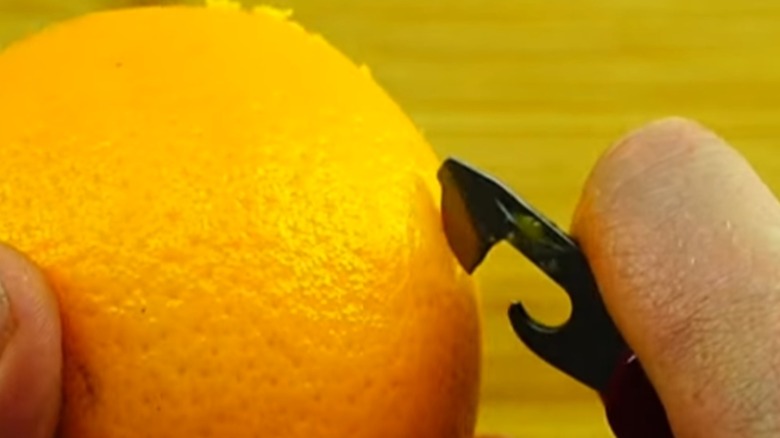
0,3,482,437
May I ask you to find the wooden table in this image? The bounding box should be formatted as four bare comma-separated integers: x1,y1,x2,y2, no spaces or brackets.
3,0,780,436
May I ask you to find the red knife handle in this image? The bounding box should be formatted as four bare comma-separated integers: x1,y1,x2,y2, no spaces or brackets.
600,351,674,437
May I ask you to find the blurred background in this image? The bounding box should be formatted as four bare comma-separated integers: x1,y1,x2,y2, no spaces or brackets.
3,0,780,436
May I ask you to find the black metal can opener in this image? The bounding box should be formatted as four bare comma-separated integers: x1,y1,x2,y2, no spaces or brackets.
437,158,675,438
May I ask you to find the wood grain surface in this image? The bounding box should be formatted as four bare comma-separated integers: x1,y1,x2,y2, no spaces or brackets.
3,0,780,436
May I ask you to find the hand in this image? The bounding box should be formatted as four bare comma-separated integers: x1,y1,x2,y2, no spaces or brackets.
2,117,778,438
572,117,780,437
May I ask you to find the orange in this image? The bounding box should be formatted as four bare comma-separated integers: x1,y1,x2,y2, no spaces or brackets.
0,3,481,438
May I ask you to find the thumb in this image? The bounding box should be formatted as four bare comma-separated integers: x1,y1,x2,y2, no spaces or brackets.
0,244,61,437
572,118,780,437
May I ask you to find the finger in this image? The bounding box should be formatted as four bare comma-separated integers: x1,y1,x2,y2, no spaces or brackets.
572,117,780,437
0,243,62,438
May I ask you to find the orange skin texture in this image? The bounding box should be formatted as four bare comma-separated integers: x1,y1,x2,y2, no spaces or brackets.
0,5,481,437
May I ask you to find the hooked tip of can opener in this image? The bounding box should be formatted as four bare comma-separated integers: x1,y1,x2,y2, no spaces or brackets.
436,157,625,392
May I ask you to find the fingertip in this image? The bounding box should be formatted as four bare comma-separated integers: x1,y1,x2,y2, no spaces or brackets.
603,116,717,162
573,116,761,238
0,243,62,438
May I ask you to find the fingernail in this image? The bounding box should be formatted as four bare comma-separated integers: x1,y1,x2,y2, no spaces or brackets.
0,281,15,357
